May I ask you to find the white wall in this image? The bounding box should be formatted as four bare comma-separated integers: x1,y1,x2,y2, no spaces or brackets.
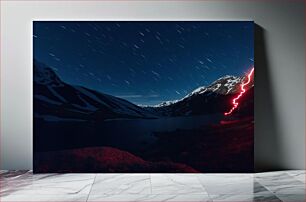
1,0,304,170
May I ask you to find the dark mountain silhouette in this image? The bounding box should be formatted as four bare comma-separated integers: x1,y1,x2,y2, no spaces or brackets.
34,60,158,122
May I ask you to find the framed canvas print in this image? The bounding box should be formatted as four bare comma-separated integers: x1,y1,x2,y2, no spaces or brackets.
33,21,254,173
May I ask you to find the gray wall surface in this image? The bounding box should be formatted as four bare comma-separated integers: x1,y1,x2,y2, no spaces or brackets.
1,0,304,170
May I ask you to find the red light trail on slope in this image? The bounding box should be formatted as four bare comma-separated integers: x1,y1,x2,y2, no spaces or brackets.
224,67,254,116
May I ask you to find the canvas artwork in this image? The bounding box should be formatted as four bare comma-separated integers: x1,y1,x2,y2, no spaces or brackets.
33,21,254,173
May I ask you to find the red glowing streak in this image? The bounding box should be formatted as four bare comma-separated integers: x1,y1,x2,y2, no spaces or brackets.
224,67,254,116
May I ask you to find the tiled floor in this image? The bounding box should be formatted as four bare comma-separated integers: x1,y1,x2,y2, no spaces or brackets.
0,170,305,201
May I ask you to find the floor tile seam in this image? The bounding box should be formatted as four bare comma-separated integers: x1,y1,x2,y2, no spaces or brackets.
86,174,97,202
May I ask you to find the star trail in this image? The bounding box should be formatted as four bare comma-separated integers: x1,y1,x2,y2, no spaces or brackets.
33,21,253,105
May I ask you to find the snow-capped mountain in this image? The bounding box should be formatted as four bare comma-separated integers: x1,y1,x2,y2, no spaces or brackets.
34,60,157,121
154,100,181,107
148,74,254,116
188,75,244,96
154,75,244,108
153,75,244,107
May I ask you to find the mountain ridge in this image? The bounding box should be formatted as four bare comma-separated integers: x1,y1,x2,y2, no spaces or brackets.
34,60,158,121
152,75,245,108
34,60,253,120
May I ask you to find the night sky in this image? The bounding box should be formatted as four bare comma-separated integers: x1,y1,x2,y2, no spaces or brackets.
33,21,254,106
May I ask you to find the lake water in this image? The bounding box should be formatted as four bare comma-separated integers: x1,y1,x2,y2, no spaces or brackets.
35,113,224,152
95,113,224,151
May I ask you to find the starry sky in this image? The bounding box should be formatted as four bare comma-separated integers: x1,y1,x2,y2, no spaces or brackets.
33,21,254,106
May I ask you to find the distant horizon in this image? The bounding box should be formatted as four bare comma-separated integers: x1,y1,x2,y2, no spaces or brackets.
34,21,253,105
35,58,252,106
